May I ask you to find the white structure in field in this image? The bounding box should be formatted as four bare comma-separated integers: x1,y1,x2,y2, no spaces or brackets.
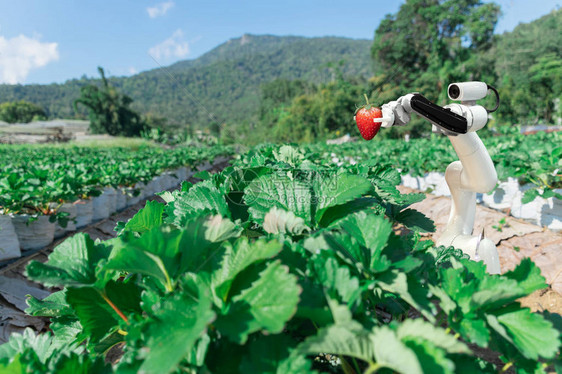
373,81,503,274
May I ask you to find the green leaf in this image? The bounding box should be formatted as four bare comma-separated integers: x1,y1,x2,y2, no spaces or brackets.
338,211,392,269
396,319,470,354
211,237,283,305
137,280,216,374
456,316,490,347
312,255,360,304
117,200,164,235
107,216,242,291
25,290,73,317
178,214,243,273
245,174,313,225
318,197,380,227
105,227,182,292
522,188,539,204
394,208,435,232
402,338,455,374
372,326,423,374
26,233,110,288
65,282,138,344
503,258,548,295
0,329,54,366
240,335,316,374
165,184,230,227
297,319,376,364
495,308,560,360
262,207,310,235
377,269,435,322
313,173,372,222
215,261,300,344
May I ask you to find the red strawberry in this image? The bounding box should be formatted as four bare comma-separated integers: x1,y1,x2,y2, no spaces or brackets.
355,94,382,140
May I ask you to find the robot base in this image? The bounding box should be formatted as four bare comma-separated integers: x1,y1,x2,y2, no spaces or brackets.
437,234,501,274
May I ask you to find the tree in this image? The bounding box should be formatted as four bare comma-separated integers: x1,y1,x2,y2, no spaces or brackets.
74,67,147,136
0,100,46,123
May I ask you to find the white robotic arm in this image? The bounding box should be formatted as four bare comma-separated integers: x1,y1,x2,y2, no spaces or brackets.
375,82,501,274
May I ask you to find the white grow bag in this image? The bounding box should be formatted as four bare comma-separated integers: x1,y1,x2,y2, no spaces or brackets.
115,188,127,211
196,161,212,171
400,171,562,232
54,203,77,239
0,216,21,261
12,215,55,251
146,176,165,196
125,184,143,207
92,187,117,221
75,199,93,228
482,177,520,210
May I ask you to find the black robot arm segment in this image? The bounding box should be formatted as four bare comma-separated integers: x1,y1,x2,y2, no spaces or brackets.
409,94,468,134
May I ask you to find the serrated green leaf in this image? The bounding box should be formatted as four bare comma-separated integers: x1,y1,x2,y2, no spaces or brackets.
313,173,372,222
456,316,490,347
165,184,229,227
137,280,216,374
297,319,376,364
394,208,435,232
240,335,316,374
495,308,561,360
377,269,435,322
245,174,313,225
211,237,283,305
372,326,423,374
263,207,310,235
215,261,300,344
312,255,359,304
66,285,127,344
117,200,164,235
26,233,111,288
402,338,455,374
396,319,470,354
25,290,73,317
338,211,392,270
503,258,548,295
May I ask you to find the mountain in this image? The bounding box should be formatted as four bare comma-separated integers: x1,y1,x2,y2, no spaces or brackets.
0,34,372,126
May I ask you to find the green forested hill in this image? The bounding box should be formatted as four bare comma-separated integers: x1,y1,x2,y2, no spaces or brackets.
0,35,372,125
0,7,560,133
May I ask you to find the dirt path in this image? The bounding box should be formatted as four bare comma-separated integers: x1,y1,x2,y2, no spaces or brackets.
398,186,562,314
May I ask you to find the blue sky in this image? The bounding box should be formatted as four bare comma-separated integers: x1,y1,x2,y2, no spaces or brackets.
0,0,559,85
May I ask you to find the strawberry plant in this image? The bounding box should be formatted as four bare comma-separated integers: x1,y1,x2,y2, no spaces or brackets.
0,144,559,373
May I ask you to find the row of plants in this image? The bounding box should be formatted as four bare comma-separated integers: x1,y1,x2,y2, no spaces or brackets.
0,144,559,373
313,128,561,203
0,144,233,217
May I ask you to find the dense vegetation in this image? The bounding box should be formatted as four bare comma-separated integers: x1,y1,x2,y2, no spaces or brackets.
0,35,371,127
0,3,559,143
0,100,46,123
0,143,559,373
0,143,232,216
74,67,147,137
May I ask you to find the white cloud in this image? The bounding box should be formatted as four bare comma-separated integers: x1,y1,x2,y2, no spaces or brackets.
0,34,59,84
147,1,174,18
148,29,189,61
128,67,138,75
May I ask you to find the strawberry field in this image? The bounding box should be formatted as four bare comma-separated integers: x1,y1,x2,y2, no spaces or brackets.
0,144,232,260
0,136,560,373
